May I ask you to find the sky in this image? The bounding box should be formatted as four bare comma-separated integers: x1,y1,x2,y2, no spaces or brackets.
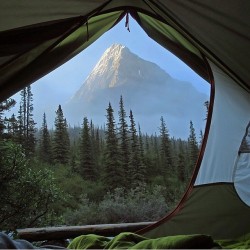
11,16,210,136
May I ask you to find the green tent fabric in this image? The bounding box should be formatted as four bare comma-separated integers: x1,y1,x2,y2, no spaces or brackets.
0,0,250,242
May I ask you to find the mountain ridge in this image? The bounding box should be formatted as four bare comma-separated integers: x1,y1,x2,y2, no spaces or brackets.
71,43,171,101
65,44,208,138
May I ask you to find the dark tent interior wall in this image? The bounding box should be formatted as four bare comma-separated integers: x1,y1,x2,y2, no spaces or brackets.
0,0,250,241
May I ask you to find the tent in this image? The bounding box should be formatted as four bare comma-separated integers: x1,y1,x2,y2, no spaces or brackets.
0,0,249,240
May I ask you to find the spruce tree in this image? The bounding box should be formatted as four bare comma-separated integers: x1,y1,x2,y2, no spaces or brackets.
5,114,19,140
25,86,36,155
177,140,186,182
17,104,24,145
104,102,122,190
159,116,172,175
79,117,96,181
70,140,78,173
0,98,16,138
90,120,101,176
118,95,130,187
39,113,53,164
138,124,147,181
18,86,36,156
53,105,70,164
204,101,209,120
20,87,27,134
199,129,204,148
188,120,199,173
145,133,150,153
143,133,153,176
129,110,145,187
95,127,101,160
151,133,160,174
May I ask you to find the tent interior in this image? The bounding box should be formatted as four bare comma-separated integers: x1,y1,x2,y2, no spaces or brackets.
0,1,250,248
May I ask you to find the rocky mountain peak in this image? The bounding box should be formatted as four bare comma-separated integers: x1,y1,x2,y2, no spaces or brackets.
73,44,171,100
66,44,208,138
90,43,128,85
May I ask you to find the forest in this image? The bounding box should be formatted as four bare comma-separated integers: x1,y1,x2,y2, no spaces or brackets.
0,85,207,232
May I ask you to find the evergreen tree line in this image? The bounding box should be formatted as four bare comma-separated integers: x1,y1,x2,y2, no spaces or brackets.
0,86,204,229
36,95,201,192
0,87,61,231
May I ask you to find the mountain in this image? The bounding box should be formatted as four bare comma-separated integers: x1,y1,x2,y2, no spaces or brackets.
65,44,208,138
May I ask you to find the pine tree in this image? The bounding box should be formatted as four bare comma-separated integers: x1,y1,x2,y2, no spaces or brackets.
39,113,53,164
188,120,199,173
25,86,36,155
18,86,36,156
20,87,27,134
204,101,209,120
104,102,122,190
177,140,186,182
5,114,19,140
145,133,150,153
138,124,147,181
0,98,16,138
143,133,153,177
53,105,70,164
70,140,78,173
199,129,204,148
159,116,172,175
17,104,24,145
79,117,96,181
129,110,145,187
151,133,160,173
95,127,101,160
118,95,130,187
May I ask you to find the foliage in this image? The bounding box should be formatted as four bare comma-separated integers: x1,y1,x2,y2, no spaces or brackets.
99,185,168,223
128,110,146,187
159,116,172,176
18,86,36,156
0,140,62,231
64,185,168,225
118,95,130,188
188,120,199,174
104,102,122,190
0,98,16,137
53,105,70,164
79,117,96,181
38,113,53,164
0,90,201,230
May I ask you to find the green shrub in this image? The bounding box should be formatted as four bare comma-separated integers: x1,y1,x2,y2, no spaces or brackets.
99,185,168,223
63,194,101,225
64,184,168,225
0,140,63,231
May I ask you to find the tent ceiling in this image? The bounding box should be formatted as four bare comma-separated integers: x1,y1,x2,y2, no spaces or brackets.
0,0,249,101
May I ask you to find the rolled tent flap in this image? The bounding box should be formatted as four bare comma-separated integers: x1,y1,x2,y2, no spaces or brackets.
0,11,123,102
132,12,209,82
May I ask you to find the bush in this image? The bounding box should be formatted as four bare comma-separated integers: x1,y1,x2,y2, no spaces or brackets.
63,194,101,225
99,185,168,223
0,140,63,231
64,184,168,225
